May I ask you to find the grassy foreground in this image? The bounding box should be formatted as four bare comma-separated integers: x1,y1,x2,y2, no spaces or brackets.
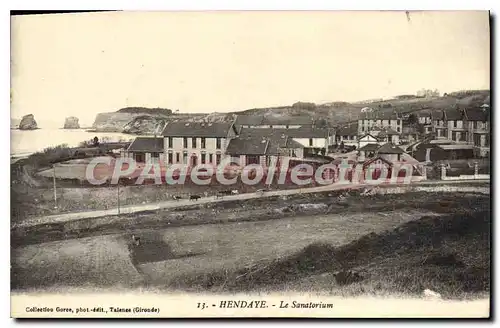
11,191,490,299
169,209,490,299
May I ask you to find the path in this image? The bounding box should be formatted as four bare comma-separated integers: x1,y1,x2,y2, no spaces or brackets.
13,179,490,229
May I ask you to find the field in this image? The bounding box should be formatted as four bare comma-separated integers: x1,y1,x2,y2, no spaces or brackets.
11,190,490,299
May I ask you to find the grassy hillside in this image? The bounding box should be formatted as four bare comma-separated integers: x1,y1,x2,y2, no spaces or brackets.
90,89,490,133
235,90,490,125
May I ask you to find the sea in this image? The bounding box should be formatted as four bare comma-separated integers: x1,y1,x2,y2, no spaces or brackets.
10,129,136,157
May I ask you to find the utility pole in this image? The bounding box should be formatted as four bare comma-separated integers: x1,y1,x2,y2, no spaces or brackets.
117,181,120,214
53,164,57,209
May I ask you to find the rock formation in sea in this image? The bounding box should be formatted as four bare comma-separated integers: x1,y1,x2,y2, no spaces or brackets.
18,114,38,130
63,116,80,129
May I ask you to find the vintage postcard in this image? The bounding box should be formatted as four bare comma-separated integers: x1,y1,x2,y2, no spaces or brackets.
10,10,491,318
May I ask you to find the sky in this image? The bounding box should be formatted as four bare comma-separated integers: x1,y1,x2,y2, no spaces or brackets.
10,11,490,127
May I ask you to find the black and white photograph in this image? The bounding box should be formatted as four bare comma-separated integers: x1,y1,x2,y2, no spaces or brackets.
9,10,491,318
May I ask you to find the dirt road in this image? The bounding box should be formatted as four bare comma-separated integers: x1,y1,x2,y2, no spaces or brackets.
13,179,489,229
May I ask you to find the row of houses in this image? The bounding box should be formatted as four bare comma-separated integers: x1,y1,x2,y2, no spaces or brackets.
124,103,490,175
124,115,331,168
334,104,490,158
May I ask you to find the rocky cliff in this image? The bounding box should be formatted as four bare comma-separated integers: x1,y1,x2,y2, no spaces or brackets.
92,107,232,134
63,116,80,129
18,114,38,130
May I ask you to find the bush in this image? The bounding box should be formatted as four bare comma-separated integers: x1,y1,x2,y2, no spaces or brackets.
26,144,73,169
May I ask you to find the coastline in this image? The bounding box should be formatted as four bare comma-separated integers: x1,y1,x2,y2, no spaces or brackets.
11,128,135,156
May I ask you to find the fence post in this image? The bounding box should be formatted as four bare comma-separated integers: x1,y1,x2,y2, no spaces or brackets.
440,164,446,180
52,164,57,209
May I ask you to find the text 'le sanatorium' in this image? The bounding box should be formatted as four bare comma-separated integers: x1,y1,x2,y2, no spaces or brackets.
197,301,334,309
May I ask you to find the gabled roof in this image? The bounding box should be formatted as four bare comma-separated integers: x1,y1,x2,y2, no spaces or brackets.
225,137,269,155
283,127,329,138
234,115,264,126
400,153,420,165
358,133,378,140
127,137,164,153
437,144,475,150
261,116,314,126
161,121,235,137
358,143,380,152
377,127,400,138
417,111,432,118
363,156,395,167
286,138,305,148
376,143,405,154
430,109,445,121
226,134,294,156
464,108,489,121
238,127,288,139
239,127,329,139
234,115,315,127
336,123,358,136
443,108,464,121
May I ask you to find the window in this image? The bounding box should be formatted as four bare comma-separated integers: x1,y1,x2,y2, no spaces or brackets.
151,152,160,158
397,127,401,133
183,151,188,163
247,155,260,165
168,137,173,148
209,153,213,164
201,153,206,164
176,152,180,163
192,138,197,148
216,138,221,149
167,153,173,164
216,153,221,165
473,134,481,147
453,120,457,128
201,137,206,149
183,137,188,148
134,153,144,163
388,120,392,125
309,138,313,147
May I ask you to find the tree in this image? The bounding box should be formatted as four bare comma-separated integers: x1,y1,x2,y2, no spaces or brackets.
316,118,328,128
407,113,419,125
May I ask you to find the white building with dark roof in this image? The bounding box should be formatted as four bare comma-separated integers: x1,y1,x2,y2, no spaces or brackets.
125,137,164,163
234,114,315,129
358,110,403,135
161,121,238,166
